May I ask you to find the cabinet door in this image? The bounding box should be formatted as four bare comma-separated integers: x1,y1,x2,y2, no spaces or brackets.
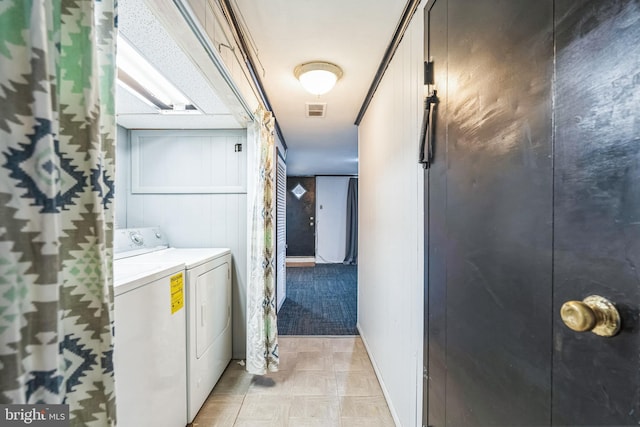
552,0,640,423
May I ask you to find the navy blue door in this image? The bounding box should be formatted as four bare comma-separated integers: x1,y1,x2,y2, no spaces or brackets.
424,0,640,425
552,1,640,423
286,176,316,257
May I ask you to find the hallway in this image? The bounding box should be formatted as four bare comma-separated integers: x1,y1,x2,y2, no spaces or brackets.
191,337,394,426
278,265,358,335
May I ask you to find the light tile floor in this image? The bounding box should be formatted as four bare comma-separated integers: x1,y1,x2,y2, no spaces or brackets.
191,336,396,427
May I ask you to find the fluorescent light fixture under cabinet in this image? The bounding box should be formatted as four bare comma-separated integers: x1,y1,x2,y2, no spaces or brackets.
117,35,199,113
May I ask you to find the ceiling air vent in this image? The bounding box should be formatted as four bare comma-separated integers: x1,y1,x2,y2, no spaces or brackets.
305,102,327,118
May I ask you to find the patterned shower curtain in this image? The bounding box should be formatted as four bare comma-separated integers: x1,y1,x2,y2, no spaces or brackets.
0,1,117,425
246,107,279,375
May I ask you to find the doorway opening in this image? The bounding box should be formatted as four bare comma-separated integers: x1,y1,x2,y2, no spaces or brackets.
277,175,358,335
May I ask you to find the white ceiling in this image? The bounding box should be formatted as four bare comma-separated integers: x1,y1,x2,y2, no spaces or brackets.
232,0,407,175
118,0,409,175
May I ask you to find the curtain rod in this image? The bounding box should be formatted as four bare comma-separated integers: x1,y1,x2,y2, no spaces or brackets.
354,0,422,125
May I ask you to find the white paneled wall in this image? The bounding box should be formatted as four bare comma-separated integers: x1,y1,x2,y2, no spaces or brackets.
117,129,249,359
130,130,246,193
316,176,351,264
358,9,425,427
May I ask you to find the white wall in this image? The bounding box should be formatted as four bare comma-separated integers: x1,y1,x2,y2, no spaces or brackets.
357,8,425,427
116,129,249,359
315,176,351,263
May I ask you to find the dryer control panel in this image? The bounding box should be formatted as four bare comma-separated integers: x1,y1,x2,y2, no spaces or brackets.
114,227,169,258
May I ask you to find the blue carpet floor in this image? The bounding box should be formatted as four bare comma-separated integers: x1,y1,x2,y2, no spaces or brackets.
277,263,358,335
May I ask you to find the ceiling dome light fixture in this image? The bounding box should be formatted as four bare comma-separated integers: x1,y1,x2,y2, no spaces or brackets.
294,61,343,96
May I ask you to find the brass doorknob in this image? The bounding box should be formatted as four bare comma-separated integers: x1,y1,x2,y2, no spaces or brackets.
560,295,620,337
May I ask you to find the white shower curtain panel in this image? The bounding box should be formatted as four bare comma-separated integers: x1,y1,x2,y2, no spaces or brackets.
246,107,279,375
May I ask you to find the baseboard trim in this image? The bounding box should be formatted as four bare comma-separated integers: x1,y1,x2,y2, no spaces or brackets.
358,323,401,427
286,256,316,267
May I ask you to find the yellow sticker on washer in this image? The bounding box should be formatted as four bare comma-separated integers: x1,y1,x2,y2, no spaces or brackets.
170,272,184,314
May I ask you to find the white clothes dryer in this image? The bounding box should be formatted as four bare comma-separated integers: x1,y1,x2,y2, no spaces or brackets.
113,258,187,427
114,228,232,423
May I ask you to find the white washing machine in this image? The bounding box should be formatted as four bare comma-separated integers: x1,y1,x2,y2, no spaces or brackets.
114,227,232,423
113,257,187,427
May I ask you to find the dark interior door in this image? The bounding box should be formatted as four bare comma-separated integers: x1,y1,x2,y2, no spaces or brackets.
444,0,554,424
286,176,316,257
424,0,448,425
552,1,640,423
424,0,640,425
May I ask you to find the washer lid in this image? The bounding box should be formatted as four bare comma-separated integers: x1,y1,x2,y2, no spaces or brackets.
114,260,184,296
121,247,231,269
